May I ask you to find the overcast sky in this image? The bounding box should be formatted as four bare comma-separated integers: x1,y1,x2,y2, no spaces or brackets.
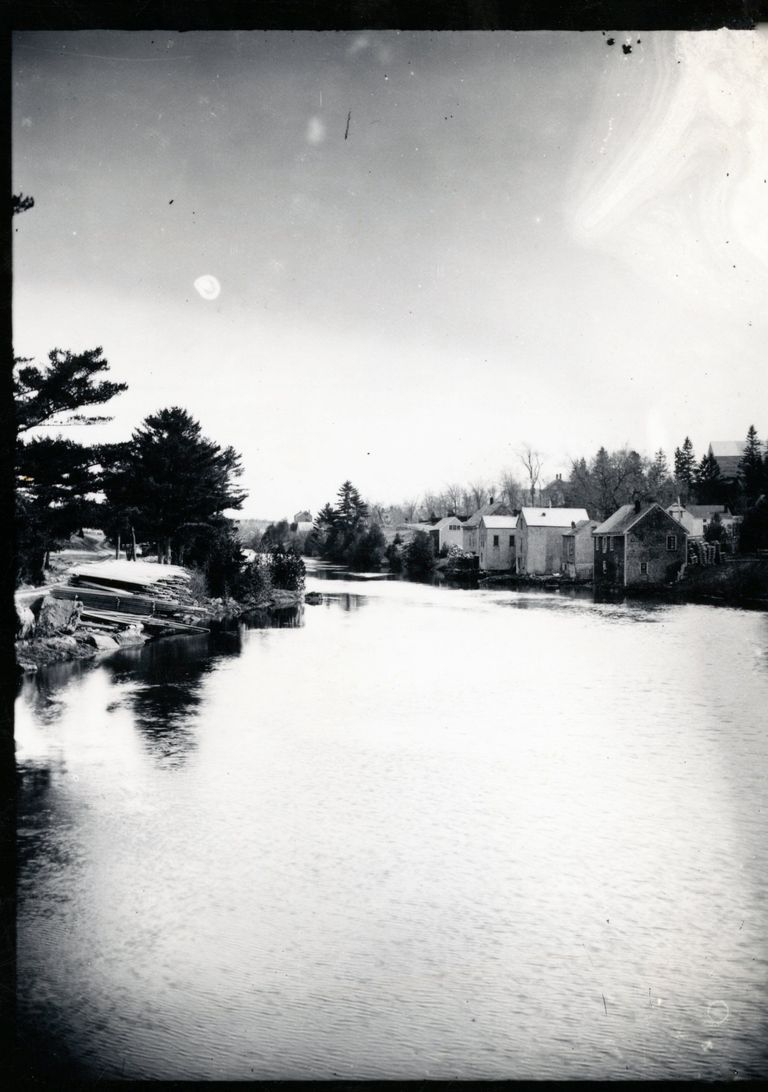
13,29,768,518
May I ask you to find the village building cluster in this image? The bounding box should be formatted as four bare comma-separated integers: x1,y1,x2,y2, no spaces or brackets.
292,440,751,588
389,496,738,588
379,441,746,588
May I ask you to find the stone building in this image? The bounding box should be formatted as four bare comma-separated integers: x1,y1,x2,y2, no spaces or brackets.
593,501,688,588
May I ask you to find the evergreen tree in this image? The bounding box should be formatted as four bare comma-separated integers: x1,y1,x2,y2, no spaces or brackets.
312,502,341,560
738,425,764,503
312,482,378,568
646,449,675,505
567,457,592,511
12,193,35,216
404,530,436,577
336,480,368,530
694,450,723,504
15,438,104,584
13,348,127,583
14,348,127,434
103,407,246,564
182,515,246,598
673,437,696,500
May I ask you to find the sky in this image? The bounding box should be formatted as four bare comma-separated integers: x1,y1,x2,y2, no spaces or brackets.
12,29,768,519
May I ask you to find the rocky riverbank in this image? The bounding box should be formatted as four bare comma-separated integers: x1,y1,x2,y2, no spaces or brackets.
15,562,306,674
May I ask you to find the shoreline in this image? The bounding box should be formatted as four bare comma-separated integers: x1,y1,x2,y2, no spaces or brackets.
15,588,305,674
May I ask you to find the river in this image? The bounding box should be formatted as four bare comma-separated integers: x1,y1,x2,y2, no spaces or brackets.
15,565,768,1079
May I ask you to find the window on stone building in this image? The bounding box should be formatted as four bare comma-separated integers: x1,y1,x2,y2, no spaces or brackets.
666,534,677,551
493,535,499,547
640,561,648,574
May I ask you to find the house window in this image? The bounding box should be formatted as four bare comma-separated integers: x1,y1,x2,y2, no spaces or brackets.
602,536,607,552
602,560,607,573
640,561,648,575
608,537,614,552
666,534,678,551
509,535,514,547
450,523,460,531
493,535,499,548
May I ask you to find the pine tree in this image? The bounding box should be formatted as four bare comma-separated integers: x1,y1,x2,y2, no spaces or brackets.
103,407,246,564
13,348,128,583
694,451,723,505
14,348,127,434
15,437,104,584
738,425,764,503
673,437,696,500
336,480,368,530
313,482,378,568
646,449,675,505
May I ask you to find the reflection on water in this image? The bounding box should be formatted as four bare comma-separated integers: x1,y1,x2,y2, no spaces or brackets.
15,573,768,1080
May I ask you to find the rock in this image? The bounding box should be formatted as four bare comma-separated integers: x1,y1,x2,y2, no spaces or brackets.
36,595,83,637
304,591,323,605
16,635,83,669
270,590,302,608
115,628,147,647
15,603,36,638
83,632,120,651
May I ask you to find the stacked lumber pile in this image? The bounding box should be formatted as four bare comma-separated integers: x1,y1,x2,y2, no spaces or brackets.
57,560,211,637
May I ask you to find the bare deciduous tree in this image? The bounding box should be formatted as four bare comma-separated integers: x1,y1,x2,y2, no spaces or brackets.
444,483,464,514
467,480,494,511
400,497,420,523
517,445,543,506
498,469,523,510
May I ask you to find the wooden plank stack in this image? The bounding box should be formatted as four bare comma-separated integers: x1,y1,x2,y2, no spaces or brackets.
55,560,211,638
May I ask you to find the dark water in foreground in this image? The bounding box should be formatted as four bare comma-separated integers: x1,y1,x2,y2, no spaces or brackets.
15,567,768,1079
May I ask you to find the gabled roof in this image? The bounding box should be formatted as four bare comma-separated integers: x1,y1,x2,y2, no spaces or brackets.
479,514,518,529
434,514,467,527
594,502,686,537
687,504,731,518
519,507,589,528
563,519,599,537
666,505,701,534
464,500,513,527
709,440,744,457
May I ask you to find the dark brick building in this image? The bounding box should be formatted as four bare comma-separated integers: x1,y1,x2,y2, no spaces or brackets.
593,502,688,588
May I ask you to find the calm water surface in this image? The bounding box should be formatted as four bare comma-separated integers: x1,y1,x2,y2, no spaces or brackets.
15,567,768,1079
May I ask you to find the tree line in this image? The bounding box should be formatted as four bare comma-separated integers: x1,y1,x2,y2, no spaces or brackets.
13,191,306,599
14,347,304,597
383,433,768,529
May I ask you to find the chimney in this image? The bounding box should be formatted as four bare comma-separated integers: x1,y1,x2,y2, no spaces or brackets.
489,496,494,504
571,520,576,529
634,498,641,514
